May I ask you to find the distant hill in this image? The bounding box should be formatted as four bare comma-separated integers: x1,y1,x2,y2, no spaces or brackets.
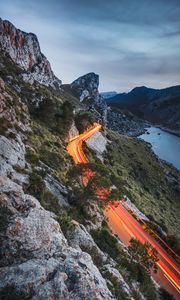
106,85,180,135
100,91,118,99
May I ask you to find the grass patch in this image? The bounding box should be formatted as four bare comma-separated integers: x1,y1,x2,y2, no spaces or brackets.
26,121,73,184
103,130,180,240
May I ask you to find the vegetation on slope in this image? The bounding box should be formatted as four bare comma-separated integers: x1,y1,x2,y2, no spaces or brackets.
0,49,178,300
103,130,180,244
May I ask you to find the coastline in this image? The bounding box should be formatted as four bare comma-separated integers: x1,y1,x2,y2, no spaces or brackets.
155,125,180,138
138,127,180,171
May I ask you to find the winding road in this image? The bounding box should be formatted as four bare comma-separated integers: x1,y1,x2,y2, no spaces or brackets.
67,123,180,299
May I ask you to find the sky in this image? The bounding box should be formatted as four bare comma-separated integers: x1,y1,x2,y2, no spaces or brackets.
1,0,180,92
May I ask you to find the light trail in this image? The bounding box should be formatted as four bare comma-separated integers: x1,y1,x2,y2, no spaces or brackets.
67,123,180,299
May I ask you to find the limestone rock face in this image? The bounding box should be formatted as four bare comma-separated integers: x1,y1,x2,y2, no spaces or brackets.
0,135,26,174
0,175,114,300
86,131,107,160
66,221,104,256
0,84,115,299
70,72,108,125
83,200,105,231
0,18,61,89
66,121,79,141
44,175,70,207
71,73,99,102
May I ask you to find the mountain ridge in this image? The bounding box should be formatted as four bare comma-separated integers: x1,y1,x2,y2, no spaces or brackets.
106,84,180,135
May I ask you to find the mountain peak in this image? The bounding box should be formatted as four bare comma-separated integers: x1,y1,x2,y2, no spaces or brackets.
70,72,99,102
130,86,148,93
0,18,61,89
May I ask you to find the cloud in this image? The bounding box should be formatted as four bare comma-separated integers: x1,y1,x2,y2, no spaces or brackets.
0,0,180,91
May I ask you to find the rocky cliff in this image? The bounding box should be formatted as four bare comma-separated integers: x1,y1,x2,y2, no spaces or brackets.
62,73,108,125
0,20,136,300
0,18,61,89
70,72,99,102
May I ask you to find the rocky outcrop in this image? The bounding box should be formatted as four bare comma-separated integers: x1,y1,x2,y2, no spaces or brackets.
70,73,99,102
65,221,135,300
66,121,79,141
0,175,115,300
66,221,103,252
84,200,105,231
44,175,70,207
107,107,147,137
66,72,108,125
0,74,115,299
0,19,61,89
86,132,107,160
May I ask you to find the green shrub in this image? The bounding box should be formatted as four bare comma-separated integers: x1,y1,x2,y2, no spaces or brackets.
39,148,63,170
0,118,12,135
0,285,31,300
27,170,45,199
91,228,120,260
57,211,72,232
25,148,39,164
104,271,130,300
39,189,60,213
81,245,103,268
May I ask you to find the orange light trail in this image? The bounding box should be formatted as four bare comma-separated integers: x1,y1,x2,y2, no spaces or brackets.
67,123,180,298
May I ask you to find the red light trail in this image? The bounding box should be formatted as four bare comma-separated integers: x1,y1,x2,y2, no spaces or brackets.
67,123,180,299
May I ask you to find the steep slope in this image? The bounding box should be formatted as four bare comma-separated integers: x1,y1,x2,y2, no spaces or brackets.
70,72,99,102
0,20,138,300
62,72,108,125
0,19,178,300
0,18,61,89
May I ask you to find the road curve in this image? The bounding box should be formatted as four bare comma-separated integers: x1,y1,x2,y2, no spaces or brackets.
67,123,180,299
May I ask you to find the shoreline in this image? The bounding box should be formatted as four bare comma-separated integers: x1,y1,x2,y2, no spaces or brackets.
136,123,180,138
155,126,180,138
137,128,180,171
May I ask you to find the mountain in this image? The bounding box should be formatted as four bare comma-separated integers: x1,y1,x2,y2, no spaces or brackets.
100,91,118,99
107,85,180,135
62,72,108,125
0,19,179,300
70,72,99,102
107,85,180,107
0,18,61,89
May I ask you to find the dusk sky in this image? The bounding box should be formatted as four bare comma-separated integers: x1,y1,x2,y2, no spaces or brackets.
1,0,180,92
